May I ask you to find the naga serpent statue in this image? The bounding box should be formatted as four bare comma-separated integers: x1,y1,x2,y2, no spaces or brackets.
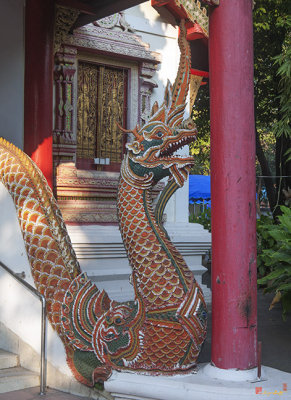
0,20,206,386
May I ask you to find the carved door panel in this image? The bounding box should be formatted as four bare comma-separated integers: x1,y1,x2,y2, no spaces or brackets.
77,61,128,171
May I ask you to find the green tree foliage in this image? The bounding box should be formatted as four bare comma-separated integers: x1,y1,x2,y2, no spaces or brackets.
190,0,291,215
253,2,286,132
189,207,211,232
254,1,291,318
190,84,210,175
273,14,291,143
190,2,291,316
253,0,291,217
257,206,291,320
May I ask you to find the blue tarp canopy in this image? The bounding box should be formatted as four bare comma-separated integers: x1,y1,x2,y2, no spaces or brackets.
189,175,211,203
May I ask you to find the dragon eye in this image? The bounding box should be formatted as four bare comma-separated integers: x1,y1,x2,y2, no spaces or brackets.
115,317,122,324
156,132,163,138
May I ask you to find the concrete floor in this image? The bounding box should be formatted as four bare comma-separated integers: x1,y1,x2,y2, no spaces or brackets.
0,387,92,400
198,288,291,373
257,289,291,373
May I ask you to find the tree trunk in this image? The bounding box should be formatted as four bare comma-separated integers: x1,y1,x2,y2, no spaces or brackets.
255,128,277,212
274,134,291,217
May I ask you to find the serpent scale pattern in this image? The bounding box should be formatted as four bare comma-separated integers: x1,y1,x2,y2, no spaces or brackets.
0,139,81,336
0,20,207,387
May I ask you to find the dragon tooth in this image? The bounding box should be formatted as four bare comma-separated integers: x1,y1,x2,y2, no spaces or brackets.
123,359,130,367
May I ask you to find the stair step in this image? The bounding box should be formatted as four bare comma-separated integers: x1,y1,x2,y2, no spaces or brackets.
0,366,39,393
0,350,18,370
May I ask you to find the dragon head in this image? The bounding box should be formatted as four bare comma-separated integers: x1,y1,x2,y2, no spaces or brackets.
92,299,145,368
123,110,197,187
120,20,197,188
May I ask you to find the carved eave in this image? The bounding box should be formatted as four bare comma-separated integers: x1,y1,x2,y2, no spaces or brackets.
140,77,158,89
55,6,81,53
64,24,161,65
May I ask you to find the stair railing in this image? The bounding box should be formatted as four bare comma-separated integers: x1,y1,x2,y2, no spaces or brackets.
0,261,47,395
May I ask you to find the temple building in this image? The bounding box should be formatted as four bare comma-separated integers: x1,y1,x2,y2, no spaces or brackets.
0,1,271,399
0,0,211,395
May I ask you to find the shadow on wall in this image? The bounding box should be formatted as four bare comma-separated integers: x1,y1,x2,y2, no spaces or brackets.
0,183,69,375
125,2,179,94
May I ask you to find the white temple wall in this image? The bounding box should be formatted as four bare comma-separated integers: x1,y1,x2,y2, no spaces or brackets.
0,184,71,377
0,0,71,381
0,0,25,149
125,2,190,224
125,2,180,103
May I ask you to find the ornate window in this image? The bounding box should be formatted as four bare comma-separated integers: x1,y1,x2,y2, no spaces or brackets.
76,62,128,171
53,10,161,223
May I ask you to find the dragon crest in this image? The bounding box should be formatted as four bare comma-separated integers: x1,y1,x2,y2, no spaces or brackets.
122,20,197,188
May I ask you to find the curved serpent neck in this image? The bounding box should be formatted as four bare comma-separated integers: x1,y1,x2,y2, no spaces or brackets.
0,18,207,384
118,155,194,312
0,138,80,337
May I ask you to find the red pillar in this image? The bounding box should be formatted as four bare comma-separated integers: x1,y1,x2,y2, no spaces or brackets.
24,0,54,189
209,0,257,369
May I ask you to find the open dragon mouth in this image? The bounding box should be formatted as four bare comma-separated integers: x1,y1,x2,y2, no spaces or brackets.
127,128,197,187
157,131,196,187
158,134,195,159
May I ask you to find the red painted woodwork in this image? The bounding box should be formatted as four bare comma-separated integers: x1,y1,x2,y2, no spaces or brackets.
209,0,257,369
152,0,208,38
186,24,207,41
24,0,54,189
190,69,209,77
152,0,188,20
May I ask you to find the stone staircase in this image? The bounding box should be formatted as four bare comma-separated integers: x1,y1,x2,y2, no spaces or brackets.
67,223,212,304
0,348,39,393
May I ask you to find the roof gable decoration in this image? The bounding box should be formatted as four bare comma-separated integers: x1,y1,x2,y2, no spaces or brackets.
55,6,160,64
65,20,161,65
93,11,135,32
